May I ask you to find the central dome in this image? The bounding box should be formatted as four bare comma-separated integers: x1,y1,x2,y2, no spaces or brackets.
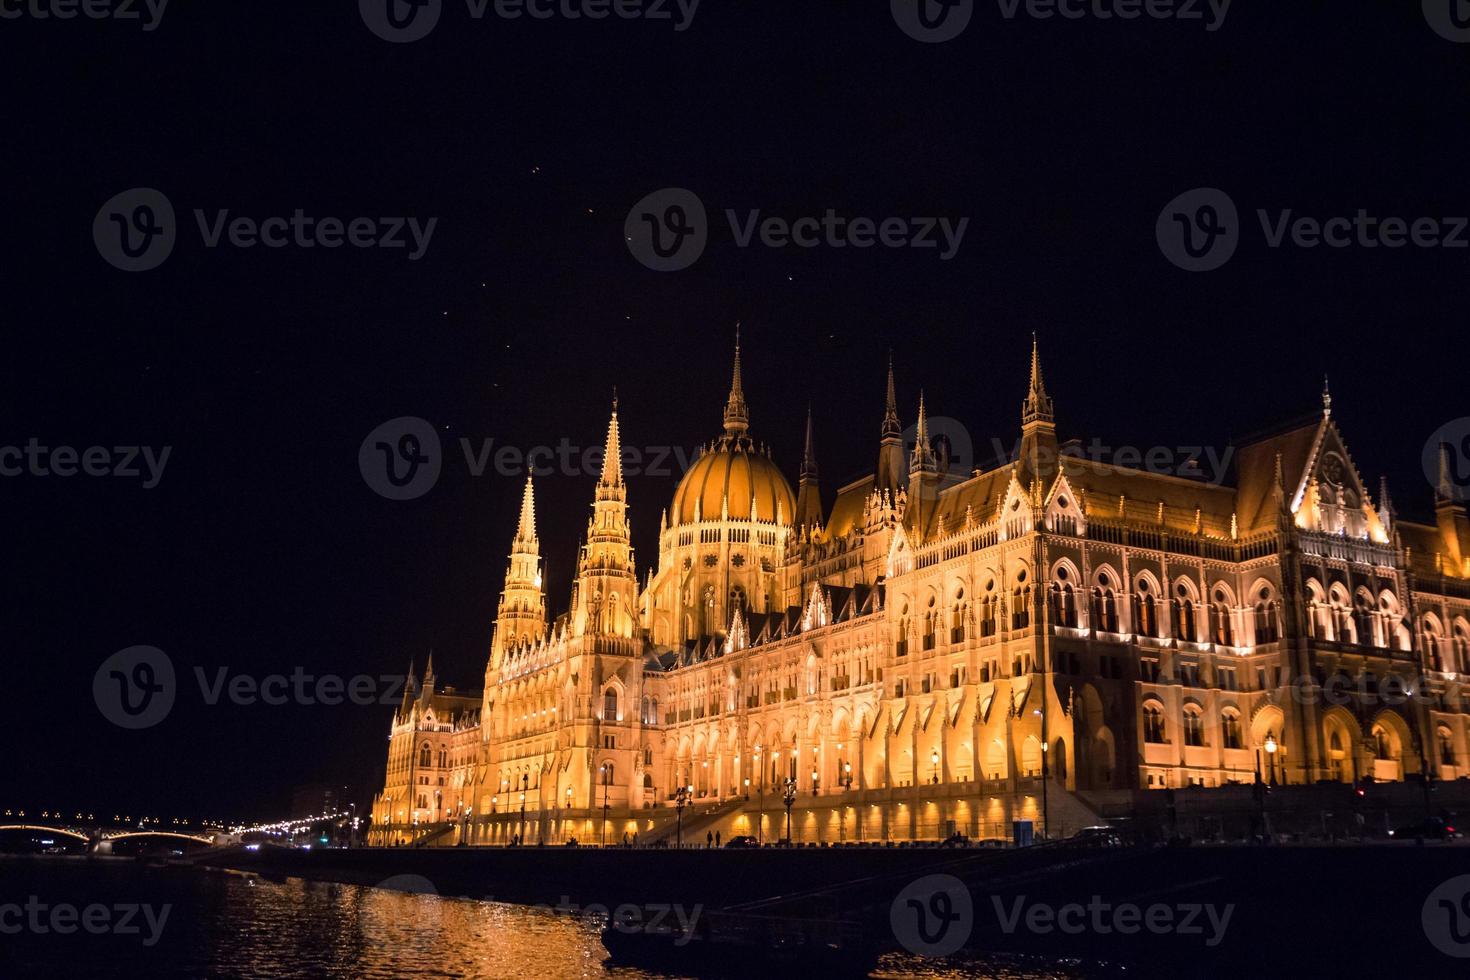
672,444,795,526
669,332,795,527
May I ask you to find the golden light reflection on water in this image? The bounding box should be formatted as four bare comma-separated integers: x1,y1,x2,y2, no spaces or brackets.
199,875,1094,980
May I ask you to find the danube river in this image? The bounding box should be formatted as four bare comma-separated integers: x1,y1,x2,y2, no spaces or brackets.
1,857,1097,979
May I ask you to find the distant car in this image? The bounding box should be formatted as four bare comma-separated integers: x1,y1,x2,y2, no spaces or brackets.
724,835,759,849
1072,826,1127,847
1389,818,1461,840
939,833,969,848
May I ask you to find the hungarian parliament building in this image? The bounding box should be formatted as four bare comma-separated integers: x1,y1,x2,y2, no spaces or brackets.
369,339,1470,846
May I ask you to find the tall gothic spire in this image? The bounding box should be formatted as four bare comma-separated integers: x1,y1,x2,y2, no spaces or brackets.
514,474,537,547
881,351,901,438
1322,375,1332,418
1021,332,1054,427
911,391,937,473
795,405,823,531
722,325,750,436
876,354,907,494
600,393,624,488
801,404,819,480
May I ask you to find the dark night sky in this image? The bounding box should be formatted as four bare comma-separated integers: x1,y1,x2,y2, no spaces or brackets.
3,2,1466,823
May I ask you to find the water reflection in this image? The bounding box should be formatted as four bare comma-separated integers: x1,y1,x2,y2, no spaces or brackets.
2,860,1101,979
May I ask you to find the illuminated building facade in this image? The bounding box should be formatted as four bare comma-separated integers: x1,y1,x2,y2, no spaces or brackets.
370,340,1470,846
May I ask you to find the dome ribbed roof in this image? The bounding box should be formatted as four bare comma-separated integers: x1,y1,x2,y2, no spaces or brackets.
672,445,795,526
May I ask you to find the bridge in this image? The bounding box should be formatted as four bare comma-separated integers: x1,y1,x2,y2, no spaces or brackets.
0,822,225,853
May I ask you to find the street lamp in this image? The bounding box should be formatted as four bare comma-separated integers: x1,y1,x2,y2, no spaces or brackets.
783,777,797,844
1041,740,1050,840
674,784,691,848
1265,732,1279,787
754,746,765,843
930,749,940,784
600,763,611,847
519,773,529,845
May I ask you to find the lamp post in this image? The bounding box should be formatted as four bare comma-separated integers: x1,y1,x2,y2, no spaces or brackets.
930,749,940,785
519,773,529,845
754,747,765,844
599,763,611,847
1265,732,1279,787
1041,739,1050,840
674,784,691,848
564,786,573,842
783,777,797,844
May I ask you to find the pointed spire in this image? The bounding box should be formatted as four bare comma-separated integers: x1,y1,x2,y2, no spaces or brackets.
1322,375,1332,417
801,404,819,480
1379,475,1394,516
1438,443,1456,502
599,394,624,487
722,324,749,436
1022,332,1055,427
796,405,823,530
514,474,537,545
911,391,937,473
881,351,901,438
